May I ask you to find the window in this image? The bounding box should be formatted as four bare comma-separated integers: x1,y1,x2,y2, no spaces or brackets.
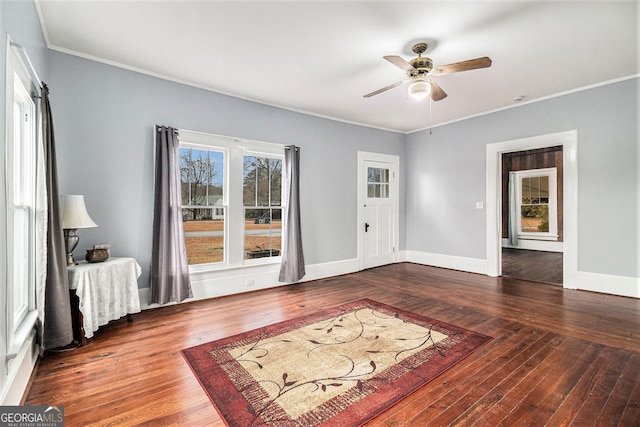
514,168,558,240
243,155,282,260
5,43,40,359
10,75,35,329
180,147,225,265
178,131,284,269
367,167,389,198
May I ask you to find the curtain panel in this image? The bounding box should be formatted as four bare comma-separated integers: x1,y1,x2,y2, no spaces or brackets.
40,83,74,350
279,145,306,282
149,125,193,305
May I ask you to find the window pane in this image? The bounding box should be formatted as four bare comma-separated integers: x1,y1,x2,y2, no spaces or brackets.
367,167,390,198
257,159,269,206
244,208,282,260
367,167,378,183
367,184,376,198
539,176,550,203
521,205,549,233
180,148,224,206
270,159,282,206
183,207,225,265
13,208,28,323
244,156,282,207
380,183,389,198
521,177,531,204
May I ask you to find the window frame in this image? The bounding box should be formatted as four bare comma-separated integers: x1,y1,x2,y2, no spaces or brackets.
177,130,284,272
514,167,558,241
179,142,228,269
5,41,40,360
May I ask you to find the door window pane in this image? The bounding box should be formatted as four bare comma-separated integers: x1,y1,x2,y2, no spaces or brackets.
367,167,390,199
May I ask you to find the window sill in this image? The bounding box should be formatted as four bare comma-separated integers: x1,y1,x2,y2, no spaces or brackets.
518,233,559,241
189,257,282,275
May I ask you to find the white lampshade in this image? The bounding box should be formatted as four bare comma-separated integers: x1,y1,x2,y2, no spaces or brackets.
408,80,431,100
60,195,97,229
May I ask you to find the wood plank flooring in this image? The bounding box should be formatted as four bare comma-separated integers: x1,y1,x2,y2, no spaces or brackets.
502,248,563,285
24,263,640,426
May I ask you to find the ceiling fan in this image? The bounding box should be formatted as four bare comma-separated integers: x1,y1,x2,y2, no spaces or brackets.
364,43,492,101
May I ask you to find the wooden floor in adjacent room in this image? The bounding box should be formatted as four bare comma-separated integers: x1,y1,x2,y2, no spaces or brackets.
24,263,640,426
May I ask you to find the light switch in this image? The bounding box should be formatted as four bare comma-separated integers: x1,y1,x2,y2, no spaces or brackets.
475,202,484,210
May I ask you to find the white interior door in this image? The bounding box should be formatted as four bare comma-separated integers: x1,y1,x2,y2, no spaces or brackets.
358,153,399,269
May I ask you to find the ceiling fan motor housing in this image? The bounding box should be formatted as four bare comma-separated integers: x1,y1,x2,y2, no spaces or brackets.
410,56,433,73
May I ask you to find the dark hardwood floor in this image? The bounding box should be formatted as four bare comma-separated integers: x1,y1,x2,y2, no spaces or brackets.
24,263,640,426
502,248,563,285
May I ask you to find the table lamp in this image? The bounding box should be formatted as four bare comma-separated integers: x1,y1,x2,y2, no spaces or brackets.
60,195,97,266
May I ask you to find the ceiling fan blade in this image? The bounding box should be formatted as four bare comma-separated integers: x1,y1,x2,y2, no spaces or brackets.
363,79,408,98
430,80,447,101
383,55,415,72
433,57,492,75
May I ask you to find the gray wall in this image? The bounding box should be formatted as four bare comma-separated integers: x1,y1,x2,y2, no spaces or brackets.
47,51,406,288
406,78,639,278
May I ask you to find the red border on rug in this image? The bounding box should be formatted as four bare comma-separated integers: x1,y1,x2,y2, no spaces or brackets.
181,298,492,427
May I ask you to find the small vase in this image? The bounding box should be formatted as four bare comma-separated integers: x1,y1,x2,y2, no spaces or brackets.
85,248,109,263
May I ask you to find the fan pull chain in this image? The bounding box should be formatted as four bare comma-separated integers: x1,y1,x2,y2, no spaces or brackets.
429,96,433,135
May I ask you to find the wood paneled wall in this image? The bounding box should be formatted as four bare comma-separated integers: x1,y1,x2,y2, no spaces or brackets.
501,146,563,241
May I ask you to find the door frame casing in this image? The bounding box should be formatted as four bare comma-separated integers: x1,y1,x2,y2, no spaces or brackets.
357,151,400,271
485,130,578,288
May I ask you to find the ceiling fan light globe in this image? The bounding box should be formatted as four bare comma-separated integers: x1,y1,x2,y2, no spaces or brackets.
408,80,431,100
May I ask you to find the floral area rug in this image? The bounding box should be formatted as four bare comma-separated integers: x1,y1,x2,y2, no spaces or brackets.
181,298,492,427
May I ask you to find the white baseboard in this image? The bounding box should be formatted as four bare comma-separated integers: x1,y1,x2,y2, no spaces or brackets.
139,258,361,310
404,250,488,275
573,271,640,298
0,329,38,405
138,255,639,310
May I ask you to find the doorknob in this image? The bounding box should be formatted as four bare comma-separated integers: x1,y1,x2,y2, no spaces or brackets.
365,223,370,232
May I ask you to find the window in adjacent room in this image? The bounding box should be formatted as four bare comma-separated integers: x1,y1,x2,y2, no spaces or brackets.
515,168,558,240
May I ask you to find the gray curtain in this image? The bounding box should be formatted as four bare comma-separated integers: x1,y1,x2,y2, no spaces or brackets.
279,145,305,282
150,125,192,305
40,83,74,350
508,171,519,247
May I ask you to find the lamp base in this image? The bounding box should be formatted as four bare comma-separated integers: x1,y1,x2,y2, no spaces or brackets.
64,229,80,266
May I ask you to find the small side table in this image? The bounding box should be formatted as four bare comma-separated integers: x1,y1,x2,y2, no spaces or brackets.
68,257,142,344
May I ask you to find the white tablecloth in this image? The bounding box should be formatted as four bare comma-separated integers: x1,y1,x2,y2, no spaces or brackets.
68,257,142,339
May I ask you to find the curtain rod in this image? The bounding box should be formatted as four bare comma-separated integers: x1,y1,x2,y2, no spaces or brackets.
9,40,42,94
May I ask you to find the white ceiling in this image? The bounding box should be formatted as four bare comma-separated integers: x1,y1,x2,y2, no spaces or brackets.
35,1,639,133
